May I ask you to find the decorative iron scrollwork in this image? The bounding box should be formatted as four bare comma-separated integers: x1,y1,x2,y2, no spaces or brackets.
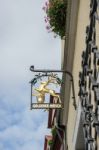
30,66,77,110
79,0,99,149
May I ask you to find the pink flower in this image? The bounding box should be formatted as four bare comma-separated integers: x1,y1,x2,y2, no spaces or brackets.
44,16,50,23
45,18,47,23
47,17,50,21
46,25,51,30
42,6,46,11
45,1,48,6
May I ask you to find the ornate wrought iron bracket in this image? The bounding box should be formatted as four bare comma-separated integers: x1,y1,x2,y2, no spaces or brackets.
30,65,77,110
78,0,99,149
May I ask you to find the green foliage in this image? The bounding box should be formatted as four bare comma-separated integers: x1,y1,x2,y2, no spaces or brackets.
56,77,62,85
48,139,53,146
51,126,57,137
32,78,37,85
43,0,67,38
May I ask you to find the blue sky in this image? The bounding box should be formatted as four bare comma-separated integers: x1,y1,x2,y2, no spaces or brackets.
0,0,61,150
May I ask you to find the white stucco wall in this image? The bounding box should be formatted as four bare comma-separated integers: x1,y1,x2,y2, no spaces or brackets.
66,0,90,149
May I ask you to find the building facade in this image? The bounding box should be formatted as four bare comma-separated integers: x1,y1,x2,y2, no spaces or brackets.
44,0,99,149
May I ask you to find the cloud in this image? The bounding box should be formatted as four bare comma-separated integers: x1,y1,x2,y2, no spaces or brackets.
0,0,60,149
0,105,50,150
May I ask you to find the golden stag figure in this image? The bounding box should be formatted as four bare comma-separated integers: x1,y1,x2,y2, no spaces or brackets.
33,77,61,104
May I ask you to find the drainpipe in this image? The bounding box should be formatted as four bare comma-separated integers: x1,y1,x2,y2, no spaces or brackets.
55,124,67,150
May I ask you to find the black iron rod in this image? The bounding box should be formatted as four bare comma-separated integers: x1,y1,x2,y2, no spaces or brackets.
30,65,72,74
71,77,77,109
30,84,32,110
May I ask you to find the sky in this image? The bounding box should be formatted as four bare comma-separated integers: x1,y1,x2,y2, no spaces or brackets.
0,0,61,150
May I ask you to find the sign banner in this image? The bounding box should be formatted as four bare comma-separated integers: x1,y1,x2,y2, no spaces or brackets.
31,103,63,109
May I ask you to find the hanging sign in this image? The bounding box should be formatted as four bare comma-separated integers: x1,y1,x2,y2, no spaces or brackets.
30,73,63,110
